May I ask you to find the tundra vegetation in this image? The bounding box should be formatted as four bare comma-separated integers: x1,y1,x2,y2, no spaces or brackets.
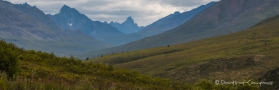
0,40,258,90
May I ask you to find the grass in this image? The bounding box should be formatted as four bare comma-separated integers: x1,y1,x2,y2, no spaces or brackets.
0,37,259,90
89,14,279,89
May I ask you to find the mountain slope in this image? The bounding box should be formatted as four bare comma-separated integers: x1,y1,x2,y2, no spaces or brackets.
109,16,144,34
48,5,124,44
108,2,215,45
90,14,279,89
83,0,279,59
125,0,279,49
13,2,61,30
0,1,110,56
138,2,216,37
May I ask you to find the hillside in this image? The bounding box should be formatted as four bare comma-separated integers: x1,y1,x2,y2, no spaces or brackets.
137,2,216,37
0,1,110,56
90,14,279,89
0,40,175,89
135,0,279,48
82,0,279,59
1,40,260,89
13,2,61,30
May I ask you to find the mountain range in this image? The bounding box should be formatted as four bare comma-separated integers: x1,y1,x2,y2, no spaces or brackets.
135,0,279,48
109,16,144,34
48,5,124,44
0,1,110,56
79,0,279,59
107,2,216,45
48,2,214,46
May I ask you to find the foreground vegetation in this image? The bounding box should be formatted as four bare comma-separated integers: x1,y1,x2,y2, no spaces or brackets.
0,40,259,89
90,15,279,89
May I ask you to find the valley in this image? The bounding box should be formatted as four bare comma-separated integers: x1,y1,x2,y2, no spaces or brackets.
1,0,279,89
90,14,279,89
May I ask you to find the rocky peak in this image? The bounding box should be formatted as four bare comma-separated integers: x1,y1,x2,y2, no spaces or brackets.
173,11,180,15
123,16,135,24
60,5,79,14
109,16,144,34
21,2,30,6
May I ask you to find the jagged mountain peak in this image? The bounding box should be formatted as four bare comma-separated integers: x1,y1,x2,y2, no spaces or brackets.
127,16,132,19
109,16,144,34
17,2,37,8
21,2,30,6
173,11,180,15
60,5,79,14
61,5,70,9
124,16,135,24
48,5,124,45
109,21,116,24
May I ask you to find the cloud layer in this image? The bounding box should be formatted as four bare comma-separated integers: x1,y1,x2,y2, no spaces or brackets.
6,0,218,26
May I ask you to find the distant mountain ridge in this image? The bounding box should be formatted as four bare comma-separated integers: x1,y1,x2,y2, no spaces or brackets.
114,0,279,50
138,2,216,36
109,16,144,34
0,1,110,56
48,5,124,44
107,2,216,45
79,0,279,59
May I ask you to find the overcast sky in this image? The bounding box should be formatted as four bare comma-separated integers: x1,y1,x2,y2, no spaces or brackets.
6,0,219,26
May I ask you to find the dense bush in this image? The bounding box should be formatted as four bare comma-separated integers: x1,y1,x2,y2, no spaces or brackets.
0,40,21,79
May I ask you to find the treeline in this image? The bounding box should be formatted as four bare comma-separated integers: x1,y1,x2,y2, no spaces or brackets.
0,40,258,89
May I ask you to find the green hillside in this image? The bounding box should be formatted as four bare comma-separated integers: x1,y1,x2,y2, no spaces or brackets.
0,41,258,89
90,15,279,89
0,40,177,89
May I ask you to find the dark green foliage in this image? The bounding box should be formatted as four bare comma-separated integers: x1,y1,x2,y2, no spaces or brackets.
0,40,21,79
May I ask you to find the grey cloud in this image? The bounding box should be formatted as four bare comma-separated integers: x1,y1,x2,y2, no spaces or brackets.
163,0,218,7
159,0,205,7
80,9,140,17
